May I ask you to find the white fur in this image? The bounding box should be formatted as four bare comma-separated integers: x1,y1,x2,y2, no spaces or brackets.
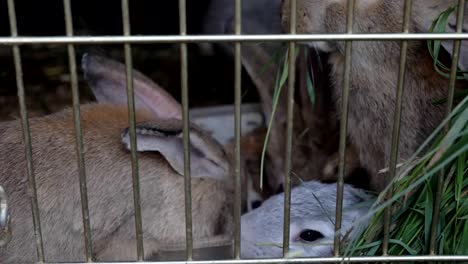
241,181,372,258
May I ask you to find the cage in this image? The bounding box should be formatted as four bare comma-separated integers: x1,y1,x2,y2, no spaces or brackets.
0,0,467,263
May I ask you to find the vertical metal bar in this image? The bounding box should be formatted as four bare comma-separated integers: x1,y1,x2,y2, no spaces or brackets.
429,0,465,256
63,1,93,261
7,0,45,262
333,0,355,256
121,0,145,260
178,0,193,260
382,0,413,256
283,0,296,258
234,0,242,259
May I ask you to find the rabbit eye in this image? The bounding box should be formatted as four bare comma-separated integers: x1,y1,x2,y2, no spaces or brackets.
299,229,324,243
251,200,262,209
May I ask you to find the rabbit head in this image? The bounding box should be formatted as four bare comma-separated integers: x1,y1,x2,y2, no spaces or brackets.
280,0,467,192
241,181,372,258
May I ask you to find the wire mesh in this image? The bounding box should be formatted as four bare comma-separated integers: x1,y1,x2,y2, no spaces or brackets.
0,0,467,263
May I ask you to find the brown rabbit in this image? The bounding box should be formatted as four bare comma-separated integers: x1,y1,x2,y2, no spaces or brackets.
0,54,234,263
224,127,280,211
240,42,367,191
203,0,368,196
281,0,467,192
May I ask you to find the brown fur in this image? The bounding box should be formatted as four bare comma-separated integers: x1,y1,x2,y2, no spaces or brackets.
241,44,337,189
282,0,466,191
240,41,367,194
0,53,237,262
0,104,233,262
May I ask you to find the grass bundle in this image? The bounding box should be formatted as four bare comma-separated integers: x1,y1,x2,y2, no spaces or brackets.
343,5,468,258
345,95,468,257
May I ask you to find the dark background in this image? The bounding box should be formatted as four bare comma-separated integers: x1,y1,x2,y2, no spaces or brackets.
0,0,259,120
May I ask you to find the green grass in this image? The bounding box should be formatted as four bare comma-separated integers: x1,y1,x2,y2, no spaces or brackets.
344,95,468,258
259,44,314,189
427,5,468,81
344,5,468,259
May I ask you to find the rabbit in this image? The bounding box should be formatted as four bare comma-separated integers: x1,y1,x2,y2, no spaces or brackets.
0,54,235,263
224,127,281,212
240,41,369,191
202,0,369,199
240,180,373,258
281,0,467,192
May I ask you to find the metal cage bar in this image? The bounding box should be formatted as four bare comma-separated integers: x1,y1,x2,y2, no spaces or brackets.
63,0,93,261
0,34,467,46
1,1,467,263
178,0,193,260
121,0,145,260
382,0,413,255
429,0,466,255
47,254,468,264
333,0,355,256
233,0,242,259
6,0,45,262
282,0,296,258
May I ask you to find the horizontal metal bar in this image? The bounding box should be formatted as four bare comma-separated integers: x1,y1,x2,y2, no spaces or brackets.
0,33,467,45
47,255,468,264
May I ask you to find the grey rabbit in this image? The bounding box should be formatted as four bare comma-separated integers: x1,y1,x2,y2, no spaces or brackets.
281,0,467,192
0,54,234,262
241,181,372,258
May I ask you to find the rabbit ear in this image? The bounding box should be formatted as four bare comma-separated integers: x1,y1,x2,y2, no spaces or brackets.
81,53,182,120
121,121,230,182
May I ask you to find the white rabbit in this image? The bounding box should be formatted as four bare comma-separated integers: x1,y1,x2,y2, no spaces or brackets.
241,181,372,258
